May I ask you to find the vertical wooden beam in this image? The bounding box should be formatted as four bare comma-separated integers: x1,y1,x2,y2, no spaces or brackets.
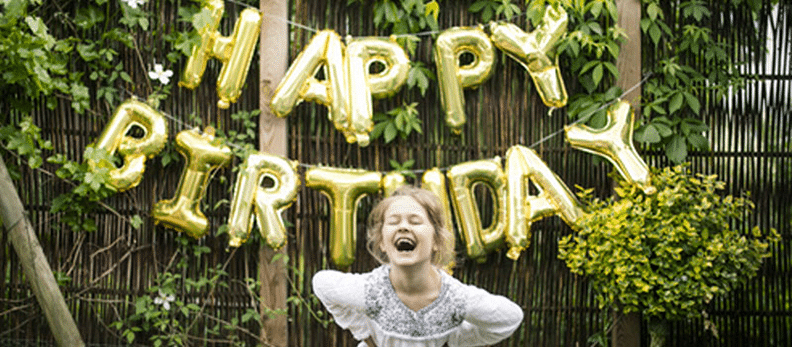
0,159,85,347
617,0,643,105
614,1,642,347
258,0,289,346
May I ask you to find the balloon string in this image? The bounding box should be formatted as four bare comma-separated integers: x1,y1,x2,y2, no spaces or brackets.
528,72,653,150
260,13,319,34
120,89,249,153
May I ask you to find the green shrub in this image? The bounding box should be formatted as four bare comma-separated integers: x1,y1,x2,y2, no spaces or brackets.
559,164,779,321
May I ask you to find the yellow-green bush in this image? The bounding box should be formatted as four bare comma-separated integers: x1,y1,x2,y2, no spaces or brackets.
559,164,779,320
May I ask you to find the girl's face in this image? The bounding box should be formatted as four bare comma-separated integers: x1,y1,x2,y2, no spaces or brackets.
379,196,436,267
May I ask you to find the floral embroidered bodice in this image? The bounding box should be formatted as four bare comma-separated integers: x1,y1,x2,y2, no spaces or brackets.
312,264,524,347
364,265,466,337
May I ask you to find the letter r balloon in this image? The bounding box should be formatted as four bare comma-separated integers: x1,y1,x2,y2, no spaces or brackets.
226,152,300,250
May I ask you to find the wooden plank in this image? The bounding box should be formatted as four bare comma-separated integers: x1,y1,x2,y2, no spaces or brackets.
0,159,85,347
258,0,289,346
613,1,642,347
616,0,643,106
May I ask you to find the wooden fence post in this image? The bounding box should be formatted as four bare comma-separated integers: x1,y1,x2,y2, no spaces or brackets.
0,159,85,347
614,0,642,346
259,0,289,345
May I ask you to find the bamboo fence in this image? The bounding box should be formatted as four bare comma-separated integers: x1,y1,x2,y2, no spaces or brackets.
0,0,790,346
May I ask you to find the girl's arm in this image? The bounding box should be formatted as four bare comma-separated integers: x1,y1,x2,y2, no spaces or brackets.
448,286,524,346
312,270,366,309
312,270,372,341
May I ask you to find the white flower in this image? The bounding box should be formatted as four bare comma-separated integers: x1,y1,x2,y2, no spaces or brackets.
154,290,175,310
148,63,174,85
121,0,147,9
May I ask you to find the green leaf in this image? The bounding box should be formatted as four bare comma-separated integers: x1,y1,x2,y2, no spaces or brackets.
666,135,688,164
371,120,388,139
74,6,105,30
591,64,604,88
407,65,431,95
579,60,600,75
70,82,90,114
469,0,489,12
648,23,662,45
482,6,494,22
242,310,259,323
646,2,663,21
641,124,662,143
668,92,684,114
138,17,149,31
684,92,701,114
687,133,709,151
384,123,397,143
384,1,399,22
130,215,144,229
192,8,215,31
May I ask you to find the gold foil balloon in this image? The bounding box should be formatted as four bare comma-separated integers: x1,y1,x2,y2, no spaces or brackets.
489,4,569,108
421,168,456,271
504,145,583,260
270,31,349,133
381,171,406,196
344,36,410,145
215,9,262,109
421,168,454,236
325,34,349,132
434,26,496,134
226,152,300,249
565,100,655,194
271,33,409,146
179,0,262,109
151,127,231,238
305,167,382,269
179,0,223,89
89,99,168,192
446,158,507,262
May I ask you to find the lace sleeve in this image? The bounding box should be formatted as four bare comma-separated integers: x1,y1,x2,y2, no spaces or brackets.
312,270,371,340
447,285,524,346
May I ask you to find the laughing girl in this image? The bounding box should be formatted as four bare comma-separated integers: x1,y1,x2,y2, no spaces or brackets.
312,186,524,347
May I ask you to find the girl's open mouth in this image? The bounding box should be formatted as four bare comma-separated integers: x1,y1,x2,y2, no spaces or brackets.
395,238,416,252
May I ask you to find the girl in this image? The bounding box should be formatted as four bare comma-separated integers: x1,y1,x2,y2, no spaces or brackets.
312,186,524,346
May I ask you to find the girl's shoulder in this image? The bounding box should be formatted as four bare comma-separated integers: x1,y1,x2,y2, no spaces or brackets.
312,267,382,306
313,264,384,284
439,270,484,299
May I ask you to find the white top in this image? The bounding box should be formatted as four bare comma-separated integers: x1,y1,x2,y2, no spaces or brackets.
312,265,524,347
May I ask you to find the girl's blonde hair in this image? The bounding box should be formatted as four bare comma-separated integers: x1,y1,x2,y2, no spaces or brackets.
366,186,455,267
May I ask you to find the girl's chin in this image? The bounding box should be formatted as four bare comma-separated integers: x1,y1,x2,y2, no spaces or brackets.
389,251,431,266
